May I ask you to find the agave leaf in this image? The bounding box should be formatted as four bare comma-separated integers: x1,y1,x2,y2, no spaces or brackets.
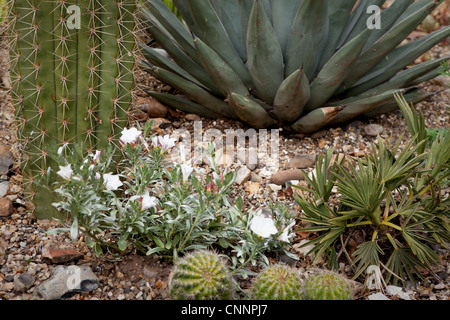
172,0,200,35
342,26,450,96
228,92,278,129
339,0,439,92
185,0,253,88
337,0,385,48
141,0,198,62
246,0,284,104
317,0,358,71
273,68,310,123
285,0,329,80
210,0,247,61
147,91,225,119
361,90,433,118
362,0,414,51
145,64,236,119
140,45,209,90
193,37,249,97
289,106,343,133
306,28,372,111
328,89,405,125
397,0,441,22
144,19,222,95
269,0,303,58
367,56,450,95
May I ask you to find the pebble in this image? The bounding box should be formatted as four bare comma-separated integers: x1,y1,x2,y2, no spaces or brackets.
235,166,252,185
0,180,9,197
286,154,316,169
270,169,305,186
0,144,14,175
363,124,384,137
14,273,35,293
0,197,13,217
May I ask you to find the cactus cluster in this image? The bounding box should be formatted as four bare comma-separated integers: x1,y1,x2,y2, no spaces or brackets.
141,0,450,133
168,250,354,300
168,250,234,300
249,264,303,300
302,272,353,300
8,0,137,219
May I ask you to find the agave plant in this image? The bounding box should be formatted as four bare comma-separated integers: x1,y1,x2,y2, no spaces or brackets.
8,0,137,219
293,93,450,285
139,0,450,133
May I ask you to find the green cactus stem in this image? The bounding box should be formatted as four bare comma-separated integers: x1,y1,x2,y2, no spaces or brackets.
169,250,233,300
249,264,303,300
9,0,137,219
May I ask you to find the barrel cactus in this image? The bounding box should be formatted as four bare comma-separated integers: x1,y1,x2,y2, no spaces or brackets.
303,272,353,300
249,264,303,300
8,0,137,218
140,0,450,132
168,250,234,300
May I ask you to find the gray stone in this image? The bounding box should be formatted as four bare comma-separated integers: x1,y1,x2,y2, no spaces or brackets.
33,265,99,300
236,148,258,171
368,292,391,300
0,145,14,175
287,154,316,169
364,124,384,137
14,273,35,293
235,166,251,185
0,181,9,197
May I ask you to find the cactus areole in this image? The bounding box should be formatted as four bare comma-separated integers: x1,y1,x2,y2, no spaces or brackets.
9,0,136,219
141,0,450,132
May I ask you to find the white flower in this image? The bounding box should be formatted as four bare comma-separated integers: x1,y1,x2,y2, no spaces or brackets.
57,165,73,181
277,221,296,243
180,163,194,182
92,150,101,163
158,135,176,153
151,136,159,148
131,193,158,210
250,214,278,238
120,127,142,145
57,143,69,156
103,173,123,191
141,194,157,210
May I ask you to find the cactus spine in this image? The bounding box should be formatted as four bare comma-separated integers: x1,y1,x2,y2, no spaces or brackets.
249,264,303,300
169,250,233,300
8,0,136,219
302,272,353,300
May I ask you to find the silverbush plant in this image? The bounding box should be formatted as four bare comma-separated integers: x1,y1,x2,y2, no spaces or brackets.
294,93,450,285
47,121,296,271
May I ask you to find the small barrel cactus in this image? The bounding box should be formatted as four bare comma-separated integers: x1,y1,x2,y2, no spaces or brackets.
249,264,303,300
168,250,233,300
302,272,353,300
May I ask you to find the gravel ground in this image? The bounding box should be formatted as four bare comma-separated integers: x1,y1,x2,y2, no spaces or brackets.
0,21,449,301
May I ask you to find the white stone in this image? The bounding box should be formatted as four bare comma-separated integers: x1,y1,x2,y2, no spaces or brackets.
368,292,391,300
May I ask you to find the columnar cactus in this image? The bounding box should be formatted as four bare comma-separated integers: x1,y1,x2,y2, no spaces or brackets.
302,272,353,300
168,250,234,300
249,264,303,300
8,0,137,218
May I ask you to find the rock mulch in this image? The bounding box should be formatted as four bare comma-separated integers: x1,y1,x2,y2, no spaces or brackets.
0,26,449,300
